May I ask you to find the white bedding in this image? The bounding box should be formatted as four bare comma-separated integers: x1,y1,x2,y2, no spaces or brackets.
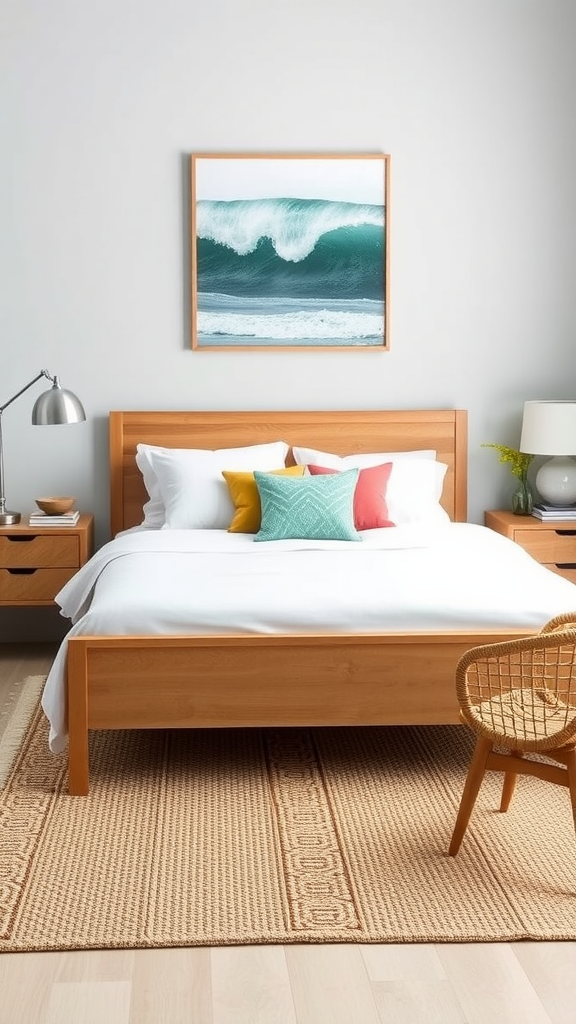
42,523,576,752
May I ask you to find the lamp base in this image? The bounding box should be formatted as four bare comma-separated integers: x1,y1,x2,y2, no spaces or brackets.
0,510,22,525
535,457,576,506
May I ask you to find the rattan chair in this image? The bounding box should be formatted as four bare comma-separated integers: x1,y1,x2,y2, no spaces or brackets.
449,611,576,856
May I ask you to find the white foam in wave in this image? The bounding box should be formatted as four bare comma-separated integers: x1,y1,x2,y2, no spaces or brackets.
196,197,383,263
198,307,383,342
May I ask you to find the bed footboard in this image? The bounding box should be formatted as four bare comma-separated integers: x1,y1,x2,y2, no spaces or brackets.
65,630,529,795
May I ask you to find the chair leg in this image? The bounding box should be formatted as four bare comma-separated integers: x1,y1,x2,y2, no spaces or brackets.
449,734,493,856
500,751,522,812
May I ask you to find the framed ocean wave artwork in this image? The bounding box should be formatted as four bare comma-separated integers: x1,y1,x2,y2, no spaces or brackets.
190,153,390,350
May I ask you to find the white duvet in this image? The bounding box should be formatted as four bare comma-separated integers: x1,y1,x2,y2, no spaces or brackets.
42,523,576,752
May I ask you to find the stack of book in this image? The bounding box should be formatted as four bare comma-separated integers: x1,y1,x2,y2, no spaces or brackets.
531,503,576,521
28,509,80,526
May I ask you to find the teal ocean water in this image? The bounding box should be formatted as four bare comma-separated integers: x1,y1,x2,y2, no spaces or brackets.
195,196,385,346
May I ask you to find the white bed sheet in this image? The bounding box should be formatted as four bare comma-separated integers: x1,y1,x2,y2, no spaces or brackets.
42,523,576,752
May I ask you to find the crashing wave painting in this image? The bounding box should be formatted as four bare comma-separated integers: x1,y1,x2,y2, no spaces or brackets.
191,154,389,349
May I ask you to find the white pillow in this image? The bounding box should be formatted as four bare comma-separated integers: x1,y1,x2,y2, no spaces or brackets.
385,459,449,525
136,444,167,528
291,446,437,469
141,441,290,530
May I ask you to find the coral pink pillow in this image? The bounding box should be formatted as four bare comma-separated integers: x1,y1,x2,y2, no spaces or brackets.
308,463,394,530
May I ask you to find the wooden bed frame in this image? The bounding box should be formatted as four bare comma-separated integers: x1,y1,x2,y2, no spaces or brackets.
65,409,529,794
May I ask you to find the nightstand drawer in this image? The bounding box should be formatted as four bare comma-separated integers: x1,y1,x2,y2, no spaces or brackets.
0,534,80,569
0,567,77,603
513,529,576,564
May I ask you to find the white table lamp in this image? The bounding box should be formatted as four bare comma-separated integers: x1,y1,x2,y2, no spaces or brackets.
0,369,86,525
519,400,576,506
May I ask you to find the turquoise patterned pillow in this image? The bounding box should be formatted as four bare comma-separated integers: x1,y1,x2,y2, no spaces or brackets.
253,468,361,542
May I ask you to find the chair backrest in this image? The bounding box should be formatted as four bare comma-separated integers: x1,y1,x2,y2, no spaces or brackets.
541,611,576,634
455,629,576,752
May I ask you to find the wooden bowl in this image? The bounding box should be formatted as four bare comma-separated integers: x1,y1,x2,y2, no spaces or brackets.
35,496,76,515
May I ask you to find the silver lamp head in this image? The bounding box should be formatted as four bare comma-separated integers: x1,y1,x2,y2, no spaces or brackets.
32,376,86,425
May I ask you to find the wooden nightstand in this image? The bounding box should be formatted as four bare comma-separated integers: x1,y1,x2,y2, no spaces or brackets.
0,514,94,607
485,510,576,584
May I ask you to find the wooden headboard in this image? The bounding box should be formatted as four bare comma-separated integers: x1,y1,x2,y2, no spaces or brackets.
109,409,468,536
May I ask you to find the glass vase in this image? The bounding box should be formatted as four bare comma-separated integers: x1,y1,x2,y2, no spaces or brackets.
512,474,533,516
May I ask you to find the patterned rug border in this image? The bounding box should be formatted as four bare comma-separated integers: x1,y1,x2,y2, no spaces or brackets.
0,675,45,790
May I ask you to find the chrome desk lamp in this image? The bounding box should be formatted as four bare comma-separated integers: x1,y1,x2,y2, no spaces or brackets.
0,369,86,525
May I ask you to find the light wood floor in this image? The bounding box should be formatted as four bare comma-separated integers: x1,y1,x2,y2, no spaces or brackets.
1,643,576,1024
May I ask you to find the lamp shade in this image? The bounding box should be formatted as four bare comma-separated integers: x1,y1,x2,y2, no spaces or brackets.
519,400,576,456
31,377,86,425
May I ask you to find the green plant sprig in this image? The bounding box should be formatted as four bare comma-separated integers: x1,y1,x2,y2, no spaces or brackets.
481,443,533,478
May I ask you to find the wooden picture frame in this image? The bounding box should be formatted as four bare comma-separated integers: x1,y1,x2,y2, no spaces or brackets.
190,153,390,351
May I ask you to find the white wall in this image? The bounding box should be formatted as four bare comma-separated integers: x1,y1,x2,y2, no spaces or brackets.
1,0,575,637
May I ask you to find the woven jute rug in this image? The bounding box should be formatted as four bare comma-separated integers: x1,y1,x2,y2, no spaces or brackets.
2,676,576,953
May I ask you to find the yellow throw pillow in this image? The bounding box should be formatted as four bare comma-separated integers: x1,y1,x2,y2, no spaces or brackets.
222,465,305,533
